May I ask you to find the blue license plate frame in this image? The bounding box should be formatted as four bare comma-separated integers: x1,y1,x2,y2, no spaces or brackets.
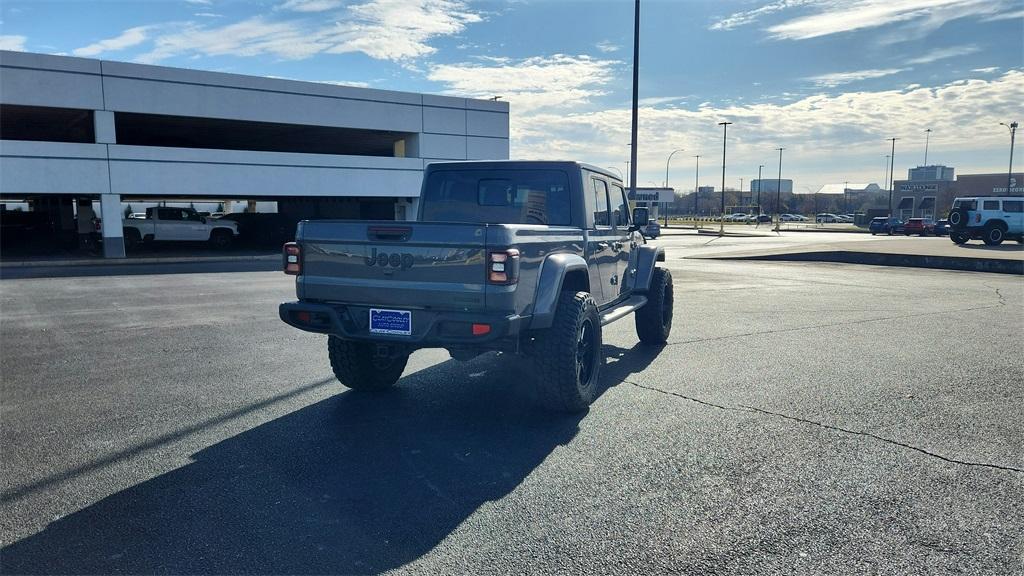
369,308,412,336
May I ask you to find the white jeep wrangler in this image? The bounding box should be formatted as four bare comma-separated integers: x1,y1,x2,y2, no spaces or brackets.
947,196,1024,246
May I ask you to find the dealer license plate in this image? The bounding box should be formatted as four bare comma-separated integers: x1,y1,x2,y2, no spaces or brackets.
369,308,412,336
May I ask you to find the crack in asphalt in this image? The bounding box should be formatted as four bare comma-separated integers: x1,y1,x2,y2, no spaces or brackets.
984,284,1007,307
625,380,1023,474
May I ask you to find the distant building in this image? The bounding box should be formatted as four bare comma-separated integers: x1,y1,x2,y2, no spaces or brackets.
815,183,881,195
749,179,792,194
909,165,954,182
628,187,674,219
954,173,1024,196
892,168,1023,220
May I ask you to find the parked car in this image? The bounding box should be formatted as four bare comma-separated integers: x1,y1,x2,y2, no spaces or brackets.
725,213,747,222
933,219,950,236
869,217,903,235
948,196,1024,245
902,218,935,236
780,213,798,222
750,214,772,223
815,213,840,223
642,218,661,239
112,207,239,249
279,160,672,413
836,214,855,223
128,212,146,219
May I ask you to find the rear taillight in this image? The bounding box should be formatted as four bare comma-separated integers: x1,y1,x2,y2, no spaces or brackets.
488,249,520,284
94,218,101,232
284,242,301,275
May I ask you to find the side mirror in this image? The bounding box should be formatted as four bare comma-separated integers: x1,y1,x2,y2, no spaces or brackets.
631,207,649,230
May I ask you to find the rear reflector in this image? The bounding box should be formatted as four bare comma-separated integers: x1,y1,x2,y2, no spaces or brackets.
283,242,301,275
296,311,311,324
472,323,491,336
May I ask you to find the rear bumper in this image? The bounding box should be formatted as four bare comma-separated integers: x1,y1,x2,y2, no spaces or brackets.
279,301,527,349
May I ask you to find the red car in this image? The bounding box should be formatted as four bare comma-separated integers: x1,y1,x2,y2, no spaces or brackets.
903,218,935,236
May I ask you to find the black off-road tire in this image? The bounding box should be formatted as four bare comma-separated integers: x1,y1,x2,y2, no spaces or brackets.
327,336,408,391
532,291,602,413
982,223,1006,246
635,267,673,344
210,229,233,250
948,207,969,229
950,232,970,245
123,228,141,250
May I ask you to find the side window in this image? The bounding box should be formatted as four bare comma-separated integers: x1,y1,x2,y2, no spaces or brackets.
158,208,182,221
611,184,629,227
983,200,1000,210
591,178,610,228
1004,200,1023,213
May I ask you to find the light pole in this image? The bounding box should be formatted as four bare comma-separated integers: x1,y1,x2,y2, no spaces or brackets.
844,180,849,214
664,148,684,227
1001,121,1018,193
718,121,732,235
756,165,764,213
627,0,640,203
773,147,784,231
693,155,700,222
887,138,898,217
924,128,932,166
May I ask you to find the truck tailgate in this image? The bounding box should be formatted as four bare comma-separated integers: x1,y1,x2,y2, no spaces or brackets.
298,220,488,309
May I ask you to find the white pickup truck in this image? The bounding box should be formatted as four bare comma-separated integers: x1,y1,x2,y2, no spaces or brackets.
121,207,239,249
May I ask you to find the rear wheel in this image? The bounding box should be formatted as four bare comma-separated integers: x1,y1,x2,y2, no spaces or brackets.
950,232,969,245
327,336,408,391
210,229,233,250
635,267,673,344
532,291,602,413
983,223,1006,246
123,228,141,250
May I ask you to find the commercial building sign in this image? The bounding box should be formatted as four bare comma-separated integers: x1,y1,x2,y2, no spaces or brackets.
899,183,939,192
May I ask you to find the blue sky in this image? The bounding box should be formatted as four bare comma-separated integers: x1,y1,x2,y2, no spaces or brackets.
1,0,1021,192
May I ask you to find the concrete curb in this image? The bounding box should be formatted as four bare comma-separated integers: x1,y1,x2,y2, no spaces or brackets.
695,229,775,238
699,250,1023,275
0,254,279,268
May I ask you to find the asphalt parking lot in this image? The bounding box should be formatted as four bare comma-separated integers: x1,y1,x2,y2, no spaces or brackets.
1,253,1022,574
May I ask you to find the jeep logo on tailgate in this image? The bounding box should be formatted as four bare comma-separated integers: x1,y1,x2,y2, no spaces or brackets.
365,248,414,269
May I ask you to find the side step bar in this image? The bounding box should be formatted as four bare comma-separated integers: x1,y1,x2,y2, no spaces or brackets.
599,295,648,326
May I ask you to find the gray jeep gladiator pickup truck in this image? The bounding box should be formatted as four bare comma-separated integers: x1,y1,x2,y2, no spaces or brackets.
279,160,673,411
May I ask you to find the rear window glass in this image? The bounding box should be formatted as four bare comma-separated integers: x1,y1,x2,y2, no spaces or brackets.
421,169,571,225
954,199,977,210
983,200,1000,210
1004,200,1023,213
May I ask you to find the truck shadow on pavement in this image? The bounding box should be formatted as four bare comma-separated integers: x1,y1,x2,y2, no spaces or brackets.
1,343,661,575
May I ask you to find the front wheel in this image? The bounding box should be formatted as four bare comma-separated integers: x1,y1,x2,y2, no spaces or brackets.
635,267,673,344
209,229,234,250
532,291,602,412
328,336,409,391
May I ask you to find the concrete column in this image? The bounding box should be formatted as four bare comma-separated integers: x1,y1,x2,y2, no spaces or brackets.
99,193,125,258
94,111,116,144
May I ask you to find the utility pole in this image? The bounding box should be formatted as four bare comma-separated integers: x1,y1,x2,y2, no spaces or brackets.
773,147,784,231
756,165,763,214
718,121,732,235
844,180,849,214
1002,121,1018,193
628,0,640,204
923,128,932,166
888,138,898,217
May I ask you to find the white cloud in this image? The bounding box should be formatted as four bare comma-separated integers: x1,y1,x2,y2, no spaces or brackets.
73,26,152,57
194,12,222,18
0,35,27,51
184,0,212,5
314,79,372,88
81,0,481,63
805,68,907,87
710,0,815,31
905,43,979,64
278,0,345,12
971,66,999,73
595,40,620,53
428,54,618,114
638,96,687,106
766,0,1009,41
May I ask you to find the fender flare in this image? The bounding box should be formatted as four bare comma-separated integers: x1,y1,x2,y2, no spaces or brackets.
529,253,589,330
634,245,665,294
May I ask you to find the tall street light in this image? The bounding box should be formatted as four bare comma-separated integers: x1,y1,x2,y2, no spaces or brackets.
844,180,849,214
718,121,732,235
664,148,684,227
887,138,898,217
1001,121,1018,193
756,164,764,214
773,147,784,231
693,155,700,221
924,128,932,166
884,155,890,198
628,0,640,202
